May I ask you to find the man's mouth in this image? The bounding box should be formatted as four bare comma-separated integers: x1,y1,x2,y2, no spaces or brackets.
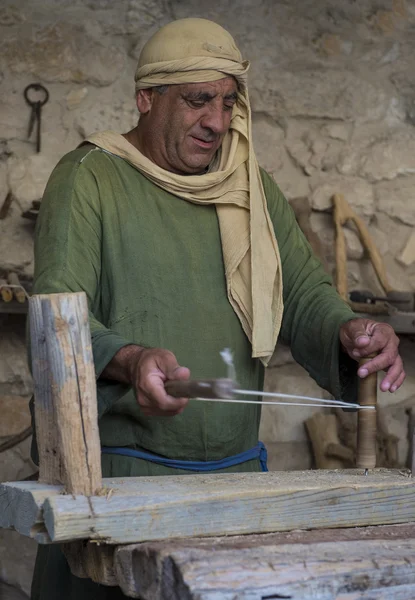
191,136,216,150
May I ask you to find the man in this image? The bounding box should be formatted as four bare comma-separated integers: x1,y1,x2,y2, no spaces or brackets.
31,17,404,599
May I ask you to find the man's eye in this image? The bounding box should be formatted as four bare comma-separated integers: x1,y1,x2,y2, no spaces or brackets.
189,100,205,108
224,103,235,111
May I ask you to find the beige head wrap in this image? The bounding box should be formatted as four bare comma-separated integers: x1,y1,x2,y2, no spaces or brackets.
86,18,283,366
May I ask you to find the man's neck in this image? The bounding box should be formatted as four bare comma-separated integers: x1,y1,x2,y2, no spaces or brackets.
122,128,141,152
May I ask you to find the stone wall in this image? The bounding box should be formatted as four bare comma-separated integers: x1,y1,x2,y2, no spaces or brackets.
1,0,415,596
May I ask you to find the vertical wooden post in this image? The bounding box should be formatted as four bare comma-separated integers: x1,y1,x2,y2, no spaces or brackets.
410,408,415,477
356,356,377,471
29,292,102,495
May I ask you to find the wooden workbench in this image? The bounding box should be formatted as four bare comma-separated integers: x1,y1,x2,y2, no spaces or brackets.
1,291,414,600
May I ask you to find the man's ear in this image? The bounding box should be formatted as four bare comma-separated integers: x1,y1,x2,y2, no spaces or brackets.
136,89,154,114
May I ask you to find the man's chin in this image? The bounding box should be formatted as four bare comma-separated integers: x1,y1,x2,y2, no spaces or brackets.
179,155,213,175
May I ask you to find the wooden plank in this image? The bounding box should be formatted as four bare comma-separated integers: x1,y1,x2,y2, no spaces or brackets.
1,469,414,544
337,585,415,599
114,536,415,599
55,524,415,590
29,292,102,495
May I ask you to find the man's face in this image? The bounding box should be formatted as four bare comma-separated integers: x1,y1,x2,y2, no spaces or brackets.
137,77,238,175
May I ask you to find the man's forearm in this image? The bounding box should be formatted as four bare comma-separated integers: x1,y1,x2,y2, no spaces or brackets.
101,344,145,384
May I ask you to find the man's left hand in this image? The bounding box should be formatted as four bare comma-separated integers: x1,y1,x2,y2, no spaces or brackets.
339,318,405,392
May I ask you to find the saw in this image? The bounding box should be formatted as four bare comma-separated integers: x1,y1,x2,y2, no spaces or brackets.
164,348,373,411
164,377,371,410
164,349,377,474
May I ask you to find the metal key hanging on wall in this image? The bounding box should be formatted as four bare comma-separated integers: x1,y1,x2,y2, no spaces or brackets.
24,83,49,153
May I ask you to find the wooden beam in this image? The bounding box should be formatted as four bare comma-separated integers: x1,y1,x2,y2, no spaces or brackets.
29,292,102,495
1,469,414,545
0,479,61,542
113,533,415,599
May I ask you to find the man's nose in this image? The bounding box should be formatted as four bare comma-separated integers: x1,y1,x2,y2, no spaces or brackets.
200,104,230,135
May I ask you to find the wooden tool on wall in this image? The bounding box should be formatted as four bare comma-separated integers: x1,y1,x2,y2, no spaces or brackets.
332,193,414,314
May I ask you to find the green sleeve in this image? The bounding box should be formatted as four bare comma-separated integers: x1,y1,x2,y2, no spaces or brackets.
261,170,358,403
32,148,131,414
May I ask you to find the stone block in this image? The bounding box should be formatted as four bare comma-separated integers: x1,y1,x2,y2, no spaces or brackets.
375,175,415,226
7,156,55,211
0,86,30,140
126,0,173,34
70,82,138,138
309,213,335,262
0,163,7,199
372,213,413,257
261,363,332,444
0,530,37,597
344,227,364,260
359,252,412,295
1,22,125,86
267,343,295,368
252,114,285,174
321,122,351,142
310,174,375,216
397,230,415,266
0,6,25,26
0,205,34,277
273,161,311,199
361,133,415,182
0,436,35,483
0,395,31,438
315,33,343,57
250,68,389,122
264,441,312,471
252,116,311,197
0,320,32,397
65,87,89,111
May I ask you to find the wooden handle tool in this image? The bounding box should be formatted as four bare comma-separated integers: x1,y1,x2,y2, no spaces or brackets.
356,355,377,473
165,378,235,400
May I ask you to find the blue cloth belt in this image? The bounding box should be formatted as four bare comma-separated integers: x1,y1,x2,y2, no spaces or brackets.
101,441,268,472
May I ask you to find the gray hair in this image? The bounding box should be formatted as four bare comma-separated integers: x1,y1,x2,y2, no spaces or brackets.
153,85,169,95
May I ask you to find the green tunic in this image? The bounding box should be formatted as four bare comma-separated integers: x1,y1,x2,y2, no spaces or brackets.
30,144,356,599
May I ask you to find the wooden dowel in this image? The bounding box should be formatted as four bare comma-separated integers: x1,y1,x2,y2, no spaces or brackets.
29,292,102,495
0,278,13,302
7,272,26,303
356,356,377,470
333,194,349,300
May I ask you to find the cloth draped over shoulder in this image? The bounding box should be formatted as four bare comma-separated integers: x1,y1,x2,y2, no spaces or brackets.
85,18,283,365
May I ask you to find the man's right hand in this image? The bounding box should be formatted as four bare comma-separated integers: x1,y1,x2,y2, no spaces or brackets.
102,345,191,416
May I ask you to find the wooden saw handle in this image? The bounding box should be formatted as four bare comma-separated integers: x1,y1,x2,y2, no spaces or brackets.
165,378,235,400
356,355,377,470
